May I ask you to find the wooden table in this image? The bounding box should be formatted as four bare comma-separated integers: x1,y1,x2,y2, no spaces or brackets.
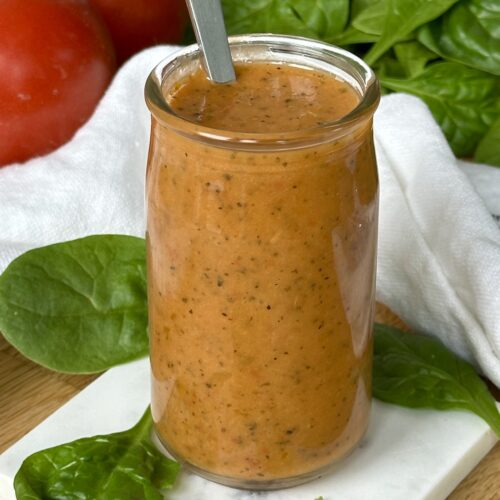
1,304,498,499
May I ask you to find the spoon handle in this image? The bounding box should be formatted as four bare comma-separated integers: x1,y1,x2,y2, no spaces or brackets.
186,0,236,84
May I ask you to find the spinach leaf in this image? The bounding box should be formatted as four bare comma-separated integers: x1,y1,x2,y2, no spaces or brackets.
0,235,148,373
374,54,407,79
351,0,387,36
14,408,180,500
292,0,349,39
222,0,349,40
418,0,500,76
364,0,459,65
380,62,500,157
222,0,316,38
393,40,440,77
329,25,379,46
373,324,500,437
475,115,500,167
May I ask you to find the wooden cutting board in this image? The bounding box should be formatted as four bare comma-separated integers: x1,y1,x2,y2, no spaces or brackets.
0,303,498,499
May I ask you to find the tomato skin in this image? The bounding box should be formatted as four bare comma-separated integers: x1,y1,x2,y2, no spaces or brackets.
88,0,188,64
0,0,116,166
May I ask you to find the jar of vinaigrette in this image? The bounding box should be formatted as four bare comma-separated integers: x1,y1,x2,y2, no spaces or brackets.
145,34,380,490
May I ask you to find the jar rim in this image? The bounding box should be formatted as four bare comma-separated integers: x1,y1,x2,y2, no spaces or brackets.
145,34,380,148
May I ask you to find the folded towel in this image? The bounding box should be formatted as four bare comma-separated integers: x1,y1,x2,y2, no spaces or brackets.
375,99,500,386
1,46,499,385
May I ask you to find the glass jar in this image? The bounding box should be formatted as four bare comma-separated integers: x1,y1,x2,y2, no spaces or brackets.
145,34,379,490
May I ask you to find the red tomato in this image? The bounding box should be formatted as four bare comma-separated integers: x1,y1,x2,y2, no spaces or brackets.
0,0,116,166
88,0,188,64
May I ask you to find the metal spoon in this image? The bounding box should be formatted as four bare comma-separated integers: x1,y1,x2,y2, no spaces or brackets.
185,0,236,84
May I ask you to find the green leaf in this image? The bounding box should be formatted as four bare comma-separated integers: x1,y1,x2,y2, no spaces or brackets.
351,0,387,35
328,26,379,46
393,40,440,77
222,0,315,38
0,235,148,373
14,408,180,500
418,0,500,76
380,62,500,157
364,0,460,65
475,115,500,167
374,54,407,79
373,324,500,437
291,0,349,39
222,0,349,40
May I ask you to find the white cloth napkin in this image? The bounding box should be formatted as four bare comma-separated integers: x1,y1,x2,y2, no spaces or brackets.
1,45,499,386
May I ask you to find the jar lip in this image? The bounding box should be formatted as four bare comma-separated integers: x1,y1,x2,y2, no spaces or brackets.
145,34,380,147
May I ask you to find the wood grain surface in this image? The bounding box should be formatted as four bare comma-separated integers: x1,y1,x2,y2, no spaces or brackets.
0,303,498,499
